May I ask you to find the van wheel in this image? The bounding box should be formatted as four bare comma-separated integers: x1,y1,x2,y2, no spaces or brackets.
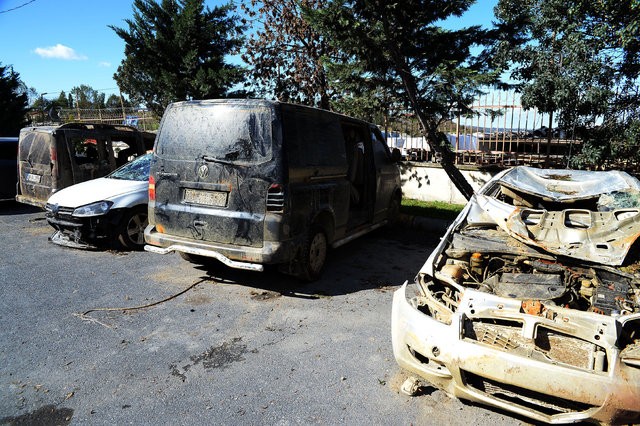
117,206,148,250
179,251,211,265
388,196,401,226
299,226,328,281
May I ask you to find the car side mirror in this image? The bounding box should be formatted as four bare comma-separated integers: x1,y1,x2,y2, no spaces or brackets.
391,148,402,163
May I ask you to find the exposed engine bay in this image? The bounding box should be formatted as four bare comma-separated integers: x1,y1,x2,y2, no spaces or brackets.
421,169,640,319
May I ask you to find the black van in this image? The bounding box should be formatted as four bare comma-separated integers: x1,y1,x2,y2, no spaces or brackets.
16,123,155,207
144,99,401,280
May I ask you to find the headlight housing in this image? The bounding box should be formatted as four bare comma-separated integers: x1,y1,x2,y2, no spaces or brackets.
73,201,113,217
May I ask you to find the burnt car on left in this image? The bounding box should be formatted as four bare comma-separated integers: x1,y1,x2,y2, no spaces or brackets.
45,153,151,250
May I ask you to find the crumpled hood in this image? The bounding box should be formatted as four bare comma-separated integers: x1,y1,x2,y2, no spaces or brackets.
47,177,148,208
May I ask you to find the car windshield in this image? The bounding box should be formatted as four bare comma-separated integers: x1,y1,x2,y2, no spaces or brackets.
108,153,151,181
155,102,273,165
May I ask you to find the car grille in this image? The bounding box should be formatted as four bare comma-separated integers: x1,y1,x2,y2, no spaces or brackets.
463,370,596,415
56,206,75,218
463,318,607,371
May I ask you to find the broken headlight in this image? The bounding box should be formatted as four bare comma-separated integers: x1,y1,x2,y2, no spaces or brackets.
73,201,113,217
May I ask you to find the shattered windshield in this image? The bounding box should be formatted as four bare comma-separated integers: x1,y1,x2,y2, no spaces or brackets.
156,103,273,164
108,153,151,181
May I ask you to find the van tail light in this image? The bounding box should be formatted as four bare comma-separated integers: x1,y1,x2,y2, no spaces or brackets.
266,183,285,212
149,175,156,201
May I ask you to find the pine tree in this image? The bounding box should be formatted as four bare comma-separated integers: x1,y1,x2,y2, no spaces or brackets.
0,64,29,136
111,0,245,117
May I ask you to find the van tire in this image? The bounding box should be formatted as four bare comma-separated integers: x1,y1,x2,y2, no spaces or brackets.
299,226,328,281
388,195,401,226
116,206,148,250
179,251,212,265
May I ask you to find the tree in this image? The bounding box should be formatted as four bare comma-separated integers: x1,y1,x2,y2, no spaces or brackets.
0,64,29,136
105,94,132,109
309,0,498,200
70,84,107,109
492,0,640,169
111,0,246,117
241,0,337,109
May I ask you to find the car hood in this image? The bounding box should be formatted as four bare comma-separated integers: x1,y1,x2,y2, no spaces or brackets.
47,177,148,208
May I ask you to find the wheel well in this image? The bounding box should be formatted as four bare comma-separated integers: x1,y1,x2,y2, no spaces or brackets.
312,210,335,241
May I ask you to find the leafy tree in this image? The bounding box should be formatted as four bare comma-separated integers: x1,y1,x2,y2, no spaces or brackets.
0,64,29,136
111,0,246,117
70,84,106,109
105,94,132,109
492,0,640,169
309,0,498,200
241,0,336,109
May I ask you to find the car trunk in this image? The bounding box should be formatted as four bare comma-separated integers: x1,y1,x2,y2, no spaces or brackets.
152,101,280,248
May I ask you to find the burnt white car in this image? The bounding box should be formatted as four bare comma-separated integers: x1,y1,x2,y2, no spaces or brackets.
45,153,151,250
392,167,640,424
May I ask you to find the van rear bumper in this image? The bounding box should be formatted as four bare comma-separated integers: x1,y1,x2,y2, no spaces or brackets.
144,226,295,272
16,194,46,208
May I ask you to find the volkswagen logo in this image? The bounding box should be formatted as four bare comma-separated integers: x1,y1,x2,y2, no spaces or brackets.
197,164,209,179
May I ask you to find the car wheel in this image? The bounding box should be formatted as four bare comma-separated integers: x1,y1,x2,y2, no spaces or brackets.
299,226,328,281
117,206,148,250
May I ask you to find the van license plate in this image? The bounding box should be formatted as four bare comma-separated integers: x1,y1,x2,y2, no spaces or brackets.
183,189,228,207
26,173,42,183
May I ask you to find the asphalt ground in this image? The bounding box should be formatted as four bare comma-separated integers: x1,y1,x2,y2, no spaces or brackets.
0,201,521,425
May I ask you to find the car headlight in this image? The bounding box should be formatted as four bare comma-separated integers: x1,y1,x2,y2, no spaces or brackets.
73,201,113,217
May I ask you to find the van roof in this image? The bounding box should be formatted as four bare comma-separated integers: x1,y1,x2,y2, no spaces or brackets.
20,122,144,134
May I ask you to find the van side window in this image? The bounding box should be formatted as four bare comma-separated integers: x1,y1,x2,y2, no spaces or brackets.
282,106,346,167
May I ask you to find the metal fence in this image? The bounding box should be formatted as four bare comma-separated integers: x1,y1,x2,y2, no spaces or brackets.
385,91,581,168
36,107,161,131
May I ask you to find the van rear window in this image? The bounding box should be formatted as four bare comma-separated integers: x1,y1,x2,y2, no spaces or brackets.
156,103,273,165
19,132,52,165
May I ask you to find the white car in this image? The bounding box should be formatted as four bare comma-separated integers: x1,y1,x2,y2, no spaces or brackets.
392,166,640,425
45,153,151,250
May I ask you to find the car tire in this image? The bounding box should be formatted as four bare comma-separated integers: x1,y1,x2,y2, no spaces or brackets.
298,226,328,282
117,206,148,250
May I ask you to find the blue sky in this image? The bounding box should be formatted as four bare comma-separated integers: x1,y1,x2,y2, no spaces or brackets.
0,0,498,103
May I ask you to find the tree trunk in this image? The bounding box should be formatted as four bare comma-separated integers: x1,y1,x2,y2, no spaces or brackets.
387,48,475,200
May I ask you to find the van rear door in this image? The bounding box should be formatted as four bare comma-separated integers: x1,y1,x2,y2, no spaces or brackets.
152,101,277,248
17,129,57,206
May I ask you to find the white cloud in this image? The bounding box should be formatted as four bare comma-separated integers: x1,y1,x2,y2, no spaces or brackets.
98,61,112,68
34,44,87,60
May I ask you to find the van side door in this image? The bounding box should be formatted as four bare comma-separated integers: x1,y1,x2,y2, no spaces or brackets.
371,126,400,222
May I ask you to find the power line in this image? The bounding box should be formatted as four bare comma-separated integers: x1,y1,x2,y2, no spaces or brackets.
0,0,37,14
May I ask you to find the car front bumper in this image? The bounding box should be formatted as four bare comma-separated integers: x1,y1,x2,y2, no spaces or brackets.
45,207,124,248
391,282,640,425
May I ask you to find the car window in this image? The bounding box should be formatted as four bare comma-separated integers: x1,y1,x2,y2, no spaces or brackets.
156,103,273,165
108,153,151,181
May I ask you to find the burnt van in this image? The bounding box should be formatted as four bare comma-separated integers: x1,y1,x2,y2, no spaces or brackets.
144,99,402,280
16,123,155,207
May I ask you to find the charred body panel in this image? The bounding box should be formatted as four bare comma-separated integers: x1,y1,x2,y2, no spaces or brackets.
145,99,402,278
392,167,640,424
16,123,153,208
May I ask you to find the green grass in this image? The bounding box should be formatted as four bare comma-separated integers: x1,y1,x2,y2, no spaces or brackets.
400,198,465,220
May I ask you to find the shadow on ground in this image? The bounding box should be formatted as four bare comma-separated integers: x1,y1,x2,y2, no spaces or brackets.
187,225,436,298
